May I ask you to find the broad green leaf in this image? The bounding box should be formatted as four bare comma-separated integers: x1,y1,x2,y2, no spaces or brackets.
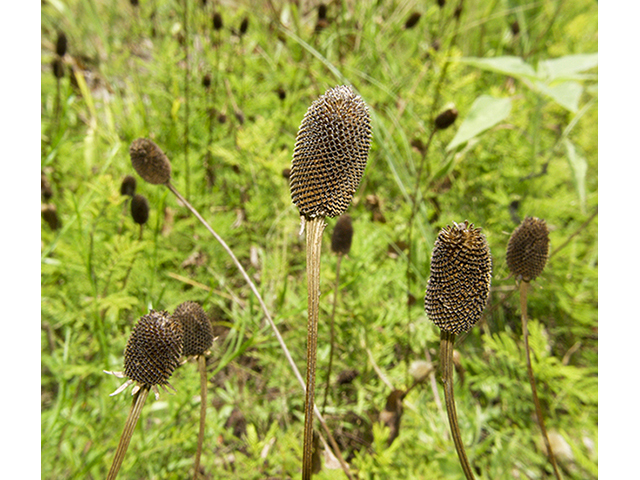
457,56,537,79
538,53,598,81
564,139,588,213
535,80,583,112
446,95,511,151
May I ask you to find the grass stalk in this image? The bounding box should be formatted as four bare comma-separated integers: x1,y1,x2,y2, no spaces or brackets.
183,0,191,199
302,217,326,479
193,354,208,480
106,387,150,480
519,281,562,480
440,330,475,480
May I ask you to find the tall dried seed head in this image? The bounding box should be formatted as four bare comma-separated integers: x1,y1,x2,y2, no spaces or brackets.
425,221,492,335
506,216,549,282
56,31,67,57
213,12,223,30
435,107,458,130
173,301,214,357
120,175,137,197
129,138,172,185
130,194,149,225
404,12,421,29
331,214,353,255
124,310,183,387
239,16,249,35
290,85,372,219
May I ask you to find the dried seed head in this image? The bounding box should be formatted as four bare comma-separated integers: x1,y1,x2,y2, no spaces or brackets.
173,301,214,357
213,12,223,30
130,194,150,225
435,107,458,130
202,73,212,89
129,138,172,185
318,4,327,20
425,221,492,335
437,0,446,8
404,12,421,29
124,310,183,387
42,172,53,200
120,175,137,197
506,216,549,282
130,0,139,6
52,58,65,79
331,214,353,256
290,85,372,219
56,31,67,57
239,16,249,35
42,203,61,230
510,20,520,36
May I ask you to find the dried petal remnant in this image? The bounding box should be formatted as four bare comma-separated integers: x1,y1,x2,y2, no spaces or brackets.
124,310,183,387
506,216,549,282
290,85,372,219
425,221,492,334
173,301,214,357
129,138,172,185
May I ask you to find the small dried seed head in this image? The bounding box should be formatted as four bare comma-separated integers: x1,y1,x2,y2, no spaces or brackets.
318,4,327,21
56,31,67,57
213,12,223,30
124,310,183,387
42,204,61,230
130,0,139,6
290,85,372,219
425,221,493,335
120,175,137,197
331,214,353,256
130,194,149,225
202,73,212,89
506,216,549,282
239,16,249,35
173,301,214,357
435,107,458,130
52,58,65,79
42,172,53,200
129,138,172,185
404,12,421,29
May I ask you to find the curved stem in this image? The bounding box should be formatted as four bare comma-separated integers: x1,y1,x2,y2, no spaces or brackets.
322,253,342,414
519,282,562,480
303,217,326,480
165,184,352,479
193,355,208,480
107,386,150,480
440,330,475,480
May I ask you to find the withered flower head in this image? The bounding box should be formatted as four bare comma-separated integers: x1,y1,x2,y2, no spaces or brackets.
290,85,372,219
129,138,172,185
435,107,458,130
425,221,492,335
173,301,214,357
239,16,249,35
56,31,67,57
404,12,421,29
506,216,550,282
120,175,137,197
213,12,223,30
52,58,65,79
331,214,353,256
130,194,149,225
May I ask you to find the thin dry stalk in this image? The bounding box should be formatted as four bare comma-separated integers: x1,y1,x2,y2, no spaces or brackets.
193,355,208,480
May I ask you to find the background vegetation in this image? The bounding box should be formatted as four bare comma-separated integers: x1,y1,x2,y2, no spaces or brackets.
41,0,597,478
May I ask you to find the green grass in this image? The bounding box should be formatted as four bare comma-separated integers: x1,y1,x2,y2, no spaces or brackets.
41,1,597,478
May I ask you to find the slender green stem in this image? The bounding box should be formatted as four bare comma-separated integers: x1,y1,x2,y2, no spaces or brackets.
440,330,475,480
183,0,191,199
193,355,208,480
322,253,343,414
519,282,562,480
107,387,150,480
303,217,326,480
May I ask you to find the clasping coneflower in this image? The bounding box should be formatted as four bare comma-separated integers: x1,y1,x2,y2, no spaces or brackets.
104,310,183,480
425,221,492,480
506,216,562,479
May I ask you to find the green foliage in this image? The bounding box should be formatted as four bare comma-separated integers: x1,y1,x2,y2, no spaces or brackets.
41,0,597,479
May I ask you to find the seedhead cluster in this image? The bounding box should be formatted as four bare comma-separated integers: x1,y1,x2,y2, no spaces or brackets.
173,301,214,357
124,310,183,388
425,221,492,335
290,85,372,219
129,138,172,185
506,216,550,282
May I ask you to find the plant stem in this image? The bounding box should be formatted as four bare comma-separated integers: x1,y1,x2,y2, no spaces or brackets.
303,217,326,480
193,354,208,480
183,0,191,199
107,386,150,480
322,253,342,414
440,330,475,480
519,281,562,480
165,184,352,479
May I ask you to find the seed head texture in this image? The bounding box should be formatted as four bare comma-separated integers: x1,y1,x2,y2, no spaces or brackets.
173,301,214,357
506,216,550,282
129,138,172,185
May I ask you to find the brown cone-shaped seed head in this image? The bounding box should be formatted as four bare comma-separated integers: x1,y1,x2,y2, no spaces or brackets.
213,12,223,30
289,85,372,219
129,138,172,185
120,175,137,197
506,216,549,282
56,31,67,57
124,310,183,387
203,73,212,89
52,58,65,79
239,16,249,35
173,301,214,357
435,107,458,130
425,221,492,335
130,194,149,225
404,12,421,29
331,214,353,255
